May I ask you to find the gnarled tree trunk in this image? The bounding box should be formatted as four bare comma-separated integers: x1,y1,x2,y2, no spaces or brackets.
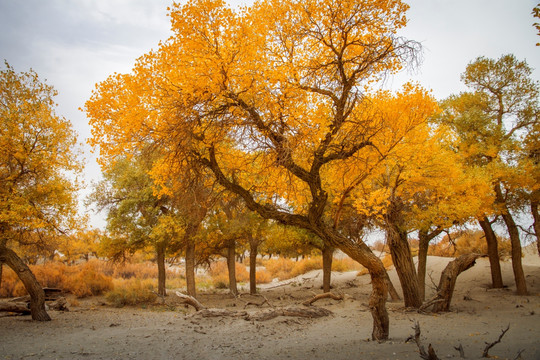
226,239,238,296
431,254,484,312
386,221,421,308
0,246,50,321
478,216,504,288
321,245,334,293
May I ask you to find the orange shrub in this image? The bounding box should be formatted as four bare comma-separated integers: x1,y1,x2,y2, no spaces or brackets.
255,269,272,284
208,260,250,288
332,257,363,272
105,279,156,307
429,230,512,258
67,263,114,298
262,257,296,281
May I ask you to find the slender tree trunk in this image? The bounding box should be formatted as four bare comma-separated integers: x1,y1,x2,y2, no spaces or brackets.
531,199,540,256
417,233,429,301
495,184,528,295
417,227,443,301
226,240,238,296
478,216,504,288
321,246,334,293
384,271,401,301
0,261,3,291
386,223,422,308
249,240,258,295
156,242,166,297
500,212,528,295
185,240,196,297
0,246,50,321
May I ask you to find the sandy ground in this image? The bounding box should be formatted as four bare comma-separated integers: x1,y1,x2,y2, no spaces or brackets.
1,249,539,360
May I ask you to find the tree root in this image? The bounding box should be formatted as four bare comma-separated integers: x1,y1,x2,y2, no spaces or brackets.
405,321,440,360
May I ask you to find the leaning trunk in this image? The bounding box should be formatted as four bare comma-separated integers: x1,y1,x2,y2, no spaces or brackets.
0,246,50,321
323,231,389,340
226,240,238,296
249,237,258,295
321,246,334,293
478,217,504,288
386,224,422,308
185,240,196,297
156,242,166,297
432,254,484,312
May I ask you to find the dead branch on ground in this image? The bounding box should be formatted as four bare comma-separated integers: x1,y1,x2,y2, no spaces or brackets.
245,306,332,321
454,343,465,358
405,321,440,360
302,292,343,306
482,325,510,358
175,292,206,311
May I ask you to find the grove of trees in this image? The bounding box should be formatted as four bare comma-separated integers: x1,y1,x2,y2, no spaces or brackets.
1,0,539,343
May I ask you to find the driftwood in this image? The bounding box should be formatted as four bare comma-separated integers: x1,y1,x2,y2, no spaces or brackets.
175,292,206,311
246,306,333,321
238,295,274,309
0,295,68,314
423,254,485,312
302,292,343,306
0,300,30,314
406,321,440,360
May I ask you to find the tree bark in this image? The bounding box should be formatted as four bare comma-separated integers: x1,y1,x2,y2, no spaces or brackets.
249,238,258,295
431,254,484,312
321,245,334,293
0,246,50,321
156,242,166,297
531,198,540,256
0,261,3,291
226,239,238,296
477,216,504,288
185,240,196,298
386,223,422,308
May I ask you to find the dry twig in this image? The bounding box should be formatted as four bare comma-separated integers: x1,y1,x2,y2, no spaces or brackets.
302,292,343,306
482,325,510,358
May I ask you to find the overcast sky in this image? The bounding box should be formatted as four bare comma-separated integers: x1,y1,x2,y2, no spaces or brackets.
1,0,539,229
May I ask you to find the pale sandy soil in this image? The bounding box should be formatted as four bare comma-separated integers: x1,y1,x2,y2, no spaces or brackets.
1,249,539,360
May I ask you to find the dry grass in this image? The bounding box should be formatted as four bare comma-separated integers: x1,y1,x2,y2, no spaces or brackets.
105,279,157,307
208,261,250,288
428,230,512,258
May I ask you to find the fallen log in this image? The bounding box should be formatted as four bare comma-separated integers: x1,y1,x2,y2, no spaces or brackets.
246,306,333,321
0,300,30,314
302,292,343,306
175,291,206,311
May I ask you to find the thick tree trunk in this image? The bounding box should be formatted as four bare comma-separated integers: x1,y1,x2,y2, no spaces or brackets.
431,254,483,312
321,246,334,293
156,242,166,297
226,240,238,296
249,240,258,295
477,217,504,288
185,240,196,298
0,246,50,321
417,227,443,301
531,199,540,256
386,224,422,308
